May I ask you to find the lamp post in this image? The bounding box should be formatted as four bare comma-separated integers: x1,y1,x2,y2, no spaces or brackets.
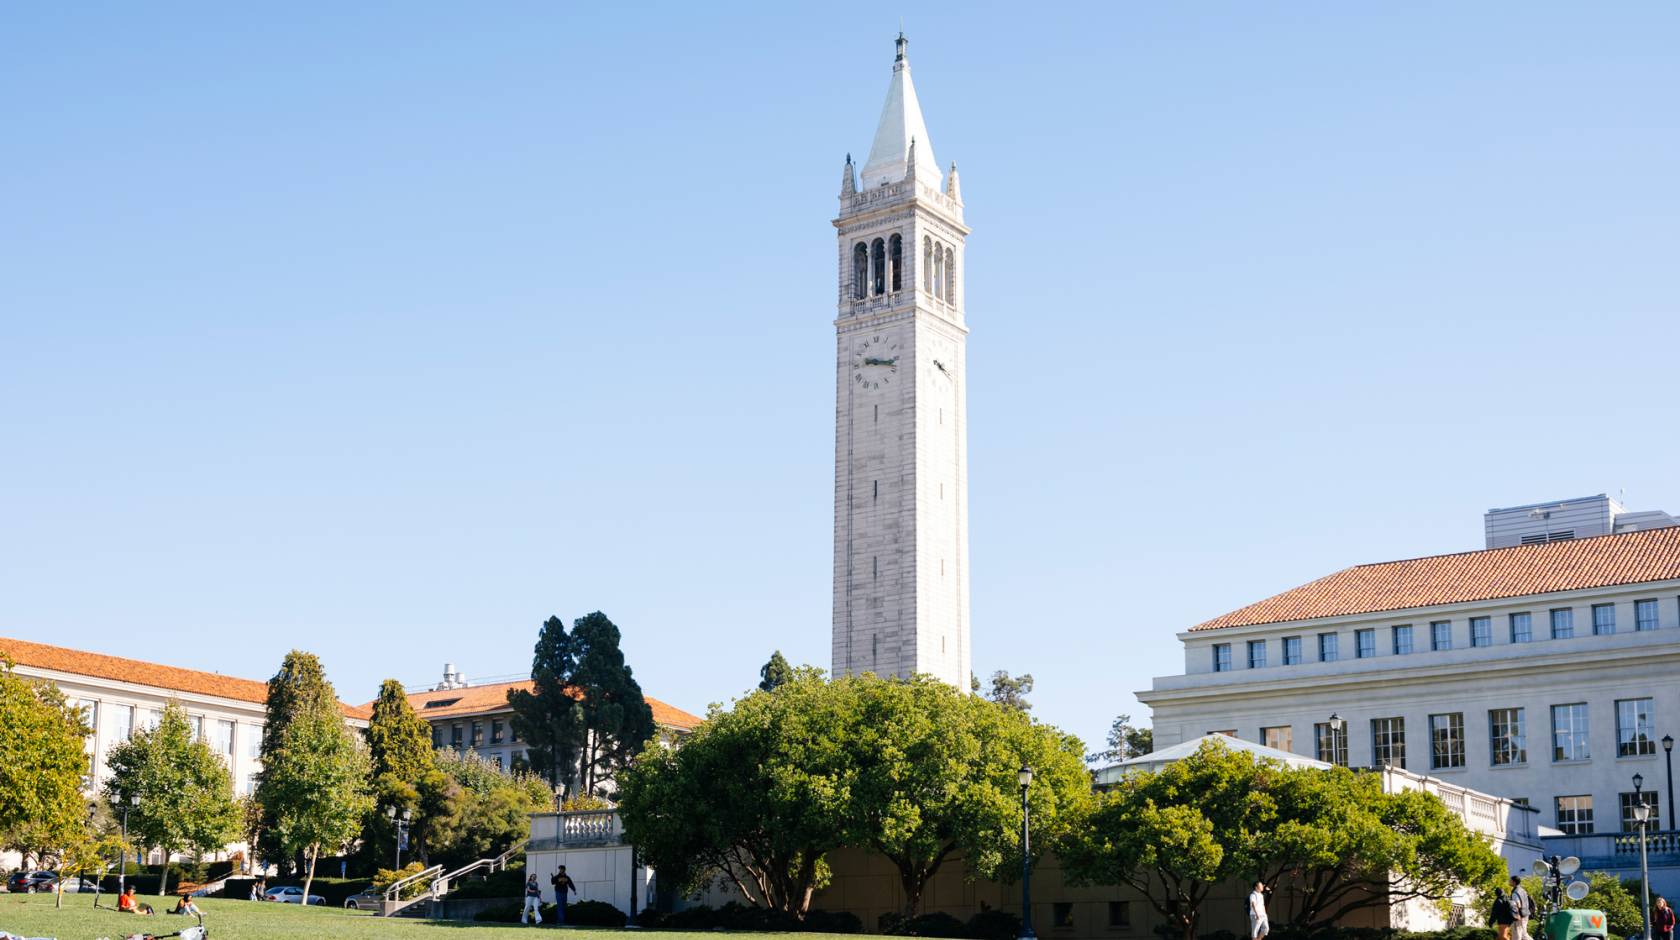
1328,713,1346,765
1634,774,1652,940
1663,735,1675,829
386,806,412,869
118,794,139,895
1018,765,1035,940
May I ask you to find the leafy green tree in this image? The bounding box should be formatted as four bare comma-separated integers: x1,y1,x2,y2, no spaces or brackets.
571,612,656,796
985,670,1034,711
759,651,795,692
0,659,90,868
103,702,240,897
1086,714,1152,763
256,650,341,872
507,615,583,793
845,675,1093,916
620,669,852,917
258,659,372,905
425,749,551,867
361,679,452,868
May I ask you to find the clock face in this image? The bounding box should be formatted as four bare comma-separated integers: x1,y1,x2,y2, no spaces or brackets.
925,334,956,382
851,334,899,390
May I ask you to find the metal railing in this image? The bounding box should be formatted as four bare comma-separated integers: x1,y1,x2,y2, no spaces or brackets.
381,864,443,916
433,840,526,897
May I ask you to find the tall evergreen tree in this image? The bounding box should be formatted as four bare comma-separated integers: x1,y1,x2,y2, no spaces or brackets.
104,702,241,897
256,651,339,872
572,612,656,795
507,616,582,794
361,679,453,867
758,651,794,692
986,670,1034,711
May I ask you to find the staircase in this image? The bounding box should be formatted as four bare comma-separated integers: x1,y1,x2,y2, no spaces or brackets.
378,841,526,917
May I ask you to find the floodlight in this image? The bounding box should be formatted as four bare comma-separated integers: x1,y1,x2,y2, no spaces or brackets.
1566,881,1590,902
1532,860,1551,876
1558,857,1580,876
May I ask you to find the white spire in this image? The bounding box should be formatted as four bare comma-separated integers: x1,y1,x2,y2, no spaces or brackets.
859,33,943,191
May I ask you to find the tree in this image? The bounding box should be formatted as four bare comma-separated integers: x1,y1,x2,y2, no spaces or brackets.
361,679,451,868
103,702,240,897
845,675,1093,916
620,669,852,918
507,615,583,793
0,659,90,869
1060,740,1504,940
758,650,794,692
986,670,1033,711
257,657,372,905
571,612,656,796
424,749,551,867
256,650,341,872
1086,714,1152,763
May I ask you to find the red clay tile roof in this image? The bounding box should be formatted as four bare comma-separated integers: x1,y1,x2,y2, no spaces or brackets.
397,679,702,731
1191,527,1680,632
0,636,373,720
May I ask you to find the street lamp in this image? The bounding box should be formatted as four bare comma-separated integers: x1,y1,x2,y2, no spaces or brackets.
386,806,413,869
1663,735,1675,829
118,794,139,895
1634,775,1652,940
1327,714,1346,765
1018,765,1035,940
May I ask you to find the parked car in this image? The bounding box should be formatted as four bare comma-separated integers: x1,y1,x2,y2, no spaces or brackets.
264,885,326,905
344,889,385,911
58,877,101,893
6,871,59,893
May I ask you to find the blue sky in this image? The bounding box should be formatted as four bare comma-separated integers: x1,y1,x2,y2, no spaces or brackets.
3,3,1677,751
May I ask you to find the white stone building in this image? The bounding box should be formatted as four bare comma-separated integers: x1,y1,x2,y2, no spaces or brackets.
832,33,971,689
1140,499,1680,891
0,636,369,868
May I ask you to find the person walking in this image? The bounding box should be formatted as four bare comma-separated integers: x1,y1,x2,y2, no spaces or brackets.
521,874,543,926
1491,888,1514,940
1248,881,1269,940
551,865,577,926
1653,897,1675,940
1510,876,1533,940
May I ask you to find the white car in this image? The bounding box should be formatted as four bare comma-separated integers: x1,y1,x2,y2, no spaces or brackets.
264,885,326,905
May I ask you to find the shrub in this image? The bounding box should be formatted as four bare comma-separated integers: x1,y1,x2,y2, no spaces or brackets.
565,899,629,927
804,909,864,934
646,903,860,933
376,863,429,901
887,911,967,937
966,909,1021,940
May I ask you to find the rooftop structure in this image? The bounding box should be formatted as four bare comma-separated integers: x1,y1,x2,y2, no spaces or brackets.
1485,493,1677,549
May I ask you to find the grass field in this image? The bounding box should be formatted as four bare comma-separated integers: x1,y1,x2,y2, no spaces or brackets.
0,895,831,940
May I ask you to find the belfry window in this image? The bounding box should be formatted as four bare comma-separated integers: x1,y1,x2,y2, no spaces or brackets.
889,234,903,292
944,247,955,302
871,238,886,296
933,244,944,300
852,243,868,300
923,237,932,291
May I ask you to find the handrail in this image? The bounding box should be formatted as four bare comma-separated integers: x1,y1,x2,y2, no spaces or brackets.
383,864,443,903
377,840,526,916
434,839,527,896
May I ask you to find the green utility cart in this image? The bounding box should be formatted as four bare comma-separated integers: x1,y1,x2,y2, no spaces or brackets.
1543,908,1608,940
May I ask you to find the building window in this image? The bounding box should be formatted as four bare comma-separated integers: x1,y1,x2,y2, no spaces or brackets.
1212,644,1232,673
187,715,203,742
1108,901,1131,929
1510,612,1533,643
1372,717,1406,768
114,705,134,743
1551,703,1590,761
1470,617,1492,647
432,726,442,748
1551,608,1574,639
1052,902,1075,929
1555,795,1594,835
888,234,903,292
852,242,868,299
871,238,886,295
1620,791,1660,832
1318,633,1339,662
1355,629,1376,659
491,754,503,771
1636,599,1660,632
246,725,261,758
944,247,955,302
1247,640,1267,669
1262,726,1292,753
1430,621,1452,651
1282,636,1302,666
1314,722,1348,766
215,720,235,758
1392,625,1413,655
491,719,504,744
243,773,257,797
470,721,484,747
451,725,463,749
1617,698,1656,756
1430,713,1466,769
1592,604,1616,636
1490,708,1527,766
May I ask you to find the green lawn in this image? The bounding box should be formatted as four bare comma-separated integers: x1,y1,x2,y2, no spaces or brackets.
0,895,830,940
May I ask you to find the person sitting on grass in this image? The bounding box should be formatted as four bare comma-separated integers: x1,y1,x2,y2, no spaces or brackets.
118,884,155,915
172,893,202,916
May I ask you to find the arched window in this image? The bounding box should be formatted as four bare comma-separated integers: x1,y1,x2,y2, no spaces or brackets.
933,242,944,300
852,243,868,300
923,237,932,291
944,247,955,303
888,235,903,292
871,238,886,296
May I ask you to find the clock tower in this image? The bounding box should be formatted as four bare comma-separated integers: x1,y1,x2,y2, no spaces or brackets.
832,33,970,689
